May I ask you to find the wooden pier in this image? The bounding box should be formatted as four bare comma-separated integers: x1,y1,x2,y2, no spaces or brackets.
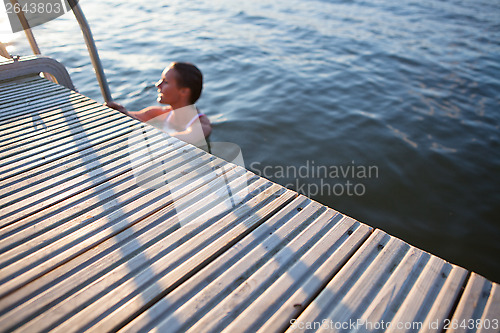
0,74,498,332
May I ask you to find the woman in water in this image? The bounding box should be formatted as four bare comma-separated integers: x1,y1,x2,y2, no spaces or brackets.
106,62,211,147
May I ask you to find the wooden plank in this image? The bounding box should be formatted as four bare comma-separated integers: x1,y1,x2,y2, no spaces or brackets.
0,93,87,126
0,81,65,102
285,230,468,333
119,195,314,332
0,139,235,261
0,122,163,194
13,183,296,332
447,273,500,333
0,104,129,161
0,115,136,181
0,101,107,146
0,80,62,101
0,130,182,228
184,205,342,333
0,102,124,150
244,218,371,333
0,75,44,91
0,105,130,159
421,266,468,333
385,257,467,333
336,246,428,332
285,230,395,332
0,166,258,332
0,143,210,295
0,75,50,88
0,104,116,151
197,217,371,333
0,78,48,96
0,87,75,111
119,203,370,333
480,283,500,333
0,78,72,105
0,133,192,253
0,121,144,190
0,75,48,89
0,91,84,122
124,196,334,333
309,230,411,333
0,97,95,139
0,166,253,306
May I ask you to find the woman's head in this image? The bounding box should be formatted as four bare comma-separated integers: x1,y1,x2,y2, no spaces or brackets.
168,62,203,104
155,62,203,108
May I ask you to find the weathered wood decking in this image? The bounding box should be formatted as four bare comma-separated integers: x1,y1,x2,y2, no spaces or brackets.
0,75,498,332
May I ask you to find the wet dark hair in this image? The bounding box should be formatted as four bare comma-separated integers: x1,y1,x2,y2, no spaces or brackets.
170,62,203,104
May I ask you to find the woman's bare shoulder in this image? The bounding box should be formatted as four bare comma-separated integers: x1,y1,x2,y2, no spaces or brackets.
135,106,171,122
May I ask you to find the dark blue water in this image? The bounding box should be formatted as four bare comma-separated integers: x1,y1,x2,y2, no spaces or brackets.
3,0,500,282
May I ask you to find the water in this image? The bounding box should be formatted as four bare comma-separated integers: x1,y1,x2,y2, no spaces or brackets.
2,0,499,282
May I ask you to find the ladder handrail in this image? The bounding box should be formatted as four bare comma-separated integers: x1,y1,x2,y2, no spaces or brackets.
9,0,42,56
68,0,113,103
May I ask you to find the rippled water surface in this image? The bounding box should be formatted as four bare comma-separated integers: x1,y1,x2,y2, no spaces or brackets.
3,0,500,281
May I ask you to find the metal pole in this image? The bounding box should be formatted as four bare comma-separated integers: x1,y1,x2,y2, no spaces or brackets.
9,0,58,83
68,0,113,102
9,0,41,55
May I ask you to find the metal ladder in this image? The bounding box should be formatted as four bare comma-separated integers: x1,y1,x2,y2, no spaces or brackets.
1,0,112,102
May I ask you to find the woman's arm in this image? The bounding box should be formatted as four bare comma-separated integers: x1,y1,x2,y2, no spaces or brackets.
105,101,130,116
105,102,169,122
